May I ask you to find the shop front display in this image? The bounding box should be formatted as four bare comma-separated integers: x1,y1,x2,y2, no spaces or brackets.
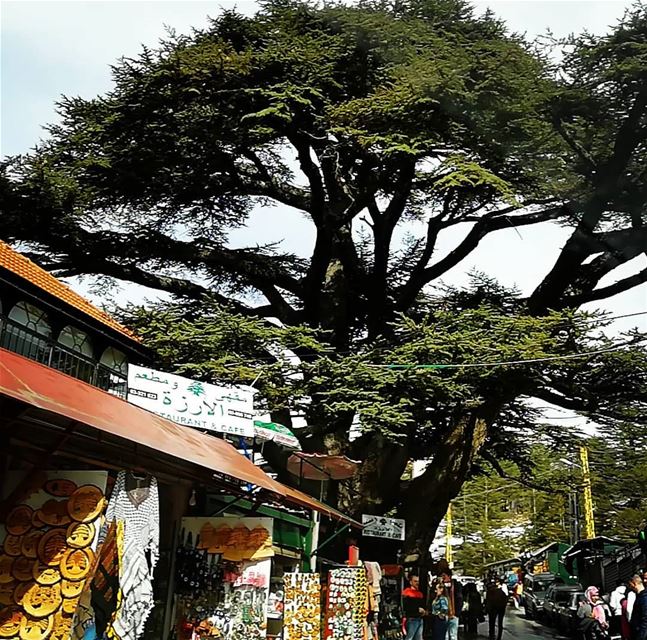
283,573,320,640
325,567,368,640
0,471,108,640
175,517,274,640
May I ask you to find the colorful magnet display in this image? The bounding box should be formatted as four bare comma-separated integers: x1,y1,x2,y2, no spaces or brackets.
283,573,321,640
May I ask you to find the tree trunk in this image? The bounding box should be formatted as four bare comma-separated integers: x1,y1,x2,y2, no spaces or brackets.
400,411,491,559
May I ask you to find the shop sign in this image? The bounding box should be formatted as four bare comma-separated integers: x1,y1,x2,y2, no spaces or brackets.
361,515,406,541
127,364,255,437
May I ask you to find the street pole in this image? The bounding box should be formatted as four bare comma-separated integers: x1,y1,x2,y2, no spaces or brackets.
445,503,453,567
580,446,596,539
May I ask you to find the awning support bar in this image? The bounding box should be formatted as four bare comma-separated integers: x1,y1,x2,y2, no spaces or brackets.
308,523,351,558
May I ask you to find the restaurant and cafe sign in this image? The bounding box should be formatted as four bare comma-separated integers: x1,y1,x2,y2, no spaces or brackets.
127,364,255,437
361,515,406,541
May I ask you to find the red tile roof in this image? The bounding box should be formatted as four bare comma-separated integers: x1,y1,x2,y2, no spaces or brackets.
0,241,140,343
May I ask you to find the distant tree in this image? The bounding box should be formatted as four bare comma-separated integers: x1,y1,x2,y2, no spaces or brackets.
1,0,646,554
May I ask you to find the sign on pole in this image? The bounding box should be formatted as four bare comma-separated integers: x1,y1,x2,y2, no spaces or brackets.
361,515,406,541
127,365,255,437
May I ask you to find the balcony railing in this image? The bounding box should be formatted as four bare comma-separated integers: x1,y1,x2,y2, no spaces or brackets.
0,315,128,398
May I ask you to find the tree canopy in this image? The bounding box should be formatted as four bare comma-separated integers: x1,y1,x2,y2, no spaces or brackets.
1,0,646,554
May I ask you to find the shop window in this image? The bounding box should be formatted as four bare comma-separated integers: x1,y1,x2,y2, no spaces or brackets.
58,325,93,358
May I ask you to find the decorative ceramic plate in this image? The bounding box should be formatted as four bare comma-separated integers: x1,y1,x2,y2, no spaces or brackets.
65,522,94,550
6,507,33,537
38,501,71,528
21,533,44,560
44,480,77,498
0,605,23,638
66,486,104,524
3,536,22,558
22,583,62,619
12,557,34,583
31,563,60,588
59,550,92,582
18,612,54,640
37,531,67,568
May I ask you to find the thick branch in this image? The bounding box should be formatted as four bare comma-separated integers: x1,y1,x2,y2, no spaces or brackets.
397,205,567,310
238,151,311,212
287,134,327,223
552,117,598,175
480,450,558,494
530,86,647,313
563,266,647,306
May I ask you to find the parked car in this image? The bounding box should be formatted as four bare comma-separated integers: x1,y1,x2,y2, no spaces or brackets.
542,584,584,627
524,573,555,620
554,590,585,635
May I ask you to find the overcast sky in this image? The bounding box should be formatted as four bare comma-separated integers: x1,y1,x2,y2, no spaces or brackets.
1,0,645,339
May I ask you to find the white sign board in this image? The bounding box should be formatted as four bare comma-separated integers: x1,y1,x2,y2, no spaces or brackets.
362,514,406,541
127,365,255,437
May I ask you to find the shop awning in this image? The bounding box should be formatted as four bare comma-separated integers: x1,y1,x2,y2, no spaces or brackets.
0,348,359,527
287,452,359,480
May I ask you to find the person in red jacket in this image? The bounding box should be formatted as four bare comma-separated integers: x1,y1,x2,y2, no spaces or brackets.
402,575,427,640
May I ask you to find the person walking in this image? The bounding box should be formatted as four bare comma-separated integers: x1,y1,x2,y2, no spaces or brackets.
440,570,462,640
629,574,647,640
402,575,426,640
430,582,450,640
485,580,508,640
512,580,523,610
463,582,484,637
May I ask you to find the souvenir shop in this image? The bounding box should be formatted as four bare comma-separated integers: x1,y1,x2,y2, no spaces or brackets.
0,349,359,640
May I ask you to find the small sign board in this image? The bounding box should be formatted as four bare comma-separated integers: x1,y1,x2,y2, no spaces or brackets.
362,515,406,541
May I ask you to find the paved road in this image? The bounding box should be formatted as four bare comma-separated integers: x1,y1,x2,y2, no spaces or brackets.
460,609,571,640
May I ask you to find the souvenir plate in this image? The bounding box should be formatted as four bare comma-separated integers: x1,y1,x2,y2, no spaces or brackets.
18,612,53,640
44,480,77,498
6,506,33,536
60,580,84,600
59,550,92,582
12,581,33,606
21,533,43,560
30,512,46,530
0,582,15,607
37,530,67,567
62,596,79,615
22,583,62,619
50,611,73,640
31,563,60,588
0,558,13,585
66,486,104,523
0,605,23,638
38,501,71,528
12,558,34,583
65,522,94,550
3,536,22,558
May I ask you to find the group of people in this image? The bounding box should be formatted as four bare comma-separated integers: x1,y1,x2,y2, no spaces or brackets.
401,570,463,640
401,571,509,640
400,566,647,640
589,570,647,640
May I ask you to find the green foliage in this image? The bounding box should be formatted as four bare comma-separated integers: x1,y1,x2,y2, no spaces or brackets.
2,0,646,549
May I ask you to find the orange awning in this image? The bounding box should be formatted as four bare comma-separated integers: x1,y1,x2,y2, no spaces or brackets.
0,348,359,526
